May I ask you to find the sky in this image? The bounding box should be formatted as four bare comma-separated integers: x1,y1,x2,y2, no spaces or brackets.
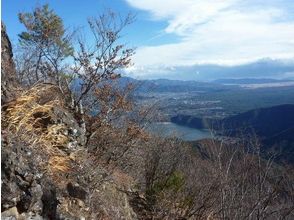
2,0,294,80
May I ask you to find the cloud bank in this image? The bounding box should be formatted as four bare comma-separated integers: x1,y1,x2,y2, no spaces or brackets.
125,0,294,78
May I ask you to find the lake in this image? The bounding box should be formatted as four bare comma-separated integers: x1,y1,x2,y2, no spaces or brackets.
148,122,212,141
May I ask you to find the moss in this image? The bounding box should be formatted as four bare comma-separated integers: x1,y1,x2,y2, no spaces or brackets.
165,171,185,191
150,171,185,196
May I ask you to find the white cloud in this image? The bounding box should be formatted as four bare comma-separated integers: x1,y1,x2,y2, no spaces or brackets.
125,0,294,76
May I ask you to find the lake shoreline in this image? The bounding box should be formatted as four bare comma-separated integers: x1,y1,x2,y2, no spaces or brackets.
147,121,212,141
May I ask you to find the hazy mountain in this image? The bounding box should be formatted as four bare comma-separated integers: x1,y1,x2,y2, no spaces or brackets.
213,78,294,84
129,59,294,81
109,77,233,93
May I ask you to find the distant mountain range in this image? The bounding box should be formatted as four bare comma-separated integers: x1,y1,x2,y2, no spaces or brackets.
213,78,294,84
115,76,294,93
115,75,294,93
73,75,294,94
127,59,294,81
111,77,234,93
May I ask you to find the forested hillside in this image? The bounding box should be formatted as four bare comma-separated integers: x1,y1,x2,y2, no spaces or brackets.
1,5,294,220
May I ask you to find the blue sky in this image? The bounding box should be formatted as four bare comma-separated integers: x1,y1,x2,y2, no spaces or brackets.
2,0,178,48
2,0,294,79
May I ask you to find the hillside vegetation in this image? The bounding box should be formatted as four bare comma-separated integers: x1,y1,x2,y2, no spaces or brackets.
1,5,294,220
171,104,294,164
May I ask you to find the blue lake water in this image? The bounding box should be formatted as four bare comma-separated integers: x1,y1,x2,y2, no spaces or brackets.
148,122,212,141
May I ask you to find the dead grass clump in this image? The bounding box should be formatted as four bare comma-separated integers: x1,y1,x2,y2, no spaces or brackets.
4,84,67,148
41,124,69,148
3,84,73,180
48,155,71,173
47,155,73,185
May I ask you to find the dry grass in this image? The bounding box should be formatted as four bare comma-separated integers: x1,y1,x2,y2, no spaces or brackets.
41,124,69,148
4,84,66,148
112,168,135,191
48,156,71,173
3,84,73,179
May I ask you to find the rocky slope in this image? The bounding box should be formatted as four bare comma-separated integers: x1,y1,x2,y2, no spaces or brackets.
4,20,293,220
1,23,19,103
1,23,142,220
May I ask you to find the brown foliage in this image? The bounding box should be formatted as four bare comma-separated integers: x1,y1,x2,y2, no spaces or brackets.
140,136,294,219
72,11,135,109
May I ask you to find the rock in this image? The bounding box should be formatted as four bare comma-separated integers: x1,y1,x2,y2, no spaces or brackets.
1,144,30,210
77,199,84,208
1,207,19,220
21,212,44,220
1,25,139,219
1,208,44,220
1,137,52,218
1,22,18,104
41,185,58,219
29,183,43,214
16,193,32,214
67,182,87,201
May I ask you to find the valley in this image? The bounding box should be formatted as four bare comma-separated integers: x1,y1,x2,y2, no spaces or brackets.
134,78,294,164
134,78,294,120
2,1,294,219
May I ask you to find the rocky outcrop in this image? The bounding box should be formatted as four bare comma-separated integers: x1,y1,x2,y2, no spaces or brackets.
1,84,84,219
1,22,142,220
1,22,18,103
1,83,140,219
1,137,51,220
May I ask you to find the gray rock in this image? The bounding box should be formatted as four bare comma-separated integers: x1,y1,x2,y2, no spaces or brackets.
67,182,87,201
1,22,18,104
1,207,19,220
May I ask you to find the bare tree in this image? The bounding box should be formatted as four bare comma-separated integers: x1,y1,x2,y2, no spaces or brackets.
138,133,294,219
72,11,135,110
